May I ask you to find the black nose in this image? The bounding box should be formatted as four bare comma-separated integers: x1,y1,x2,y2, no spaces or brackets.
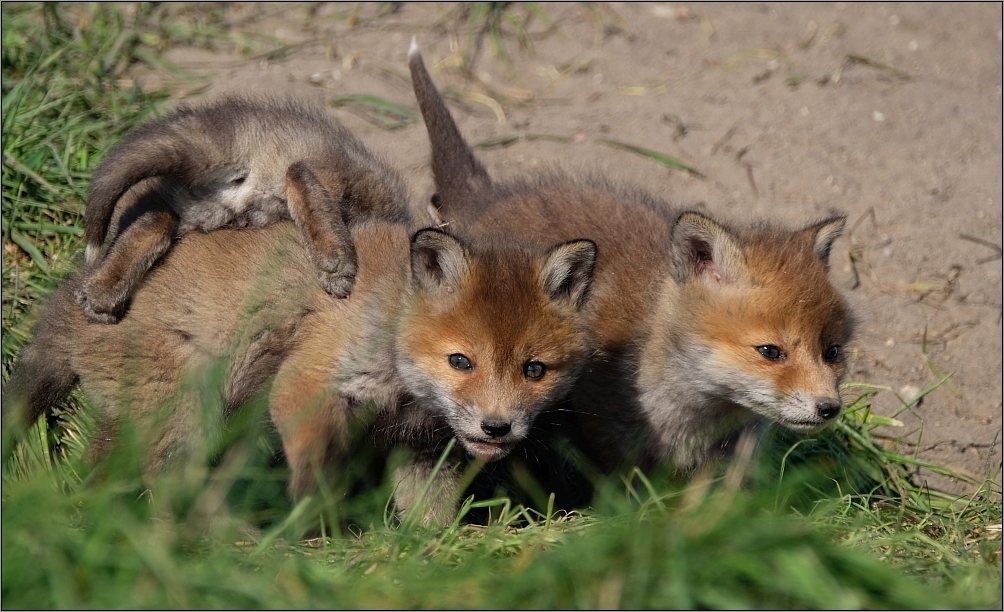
481,420,512,438
816,401,841,420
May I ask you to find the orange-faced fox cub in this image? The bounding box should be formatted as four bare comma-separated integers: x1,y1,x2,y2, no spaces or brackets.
409,42,854,474
5,166,596,524
76,95,410,324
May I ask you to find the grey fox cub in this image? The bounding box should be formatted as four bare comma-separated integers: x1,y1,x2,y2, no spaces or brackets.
76,95,409,323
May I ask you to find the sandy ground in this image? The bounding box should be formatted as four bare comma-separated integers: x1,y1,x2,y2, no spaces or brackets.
128,2,1002,494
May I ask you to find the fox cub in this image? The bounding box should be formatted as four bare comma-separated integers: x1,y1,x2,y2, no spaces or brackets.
409,42,853,474
76,95,409,323
5,171,597,524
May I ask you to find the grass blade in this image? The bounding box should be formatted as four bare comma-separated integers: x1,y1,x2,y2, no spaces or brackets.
328,94,416,130
594,137,704,177
7,227,51,275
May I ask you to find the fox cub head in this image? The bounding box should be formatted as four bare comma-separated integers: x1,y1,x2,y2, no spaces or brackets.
651,212,853,433
398,229,597,462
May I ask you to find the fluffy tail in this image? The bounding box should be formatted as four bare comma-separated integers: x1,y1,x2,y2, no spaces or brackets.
408,38,493,223
2,287,80,437
84,115,194,263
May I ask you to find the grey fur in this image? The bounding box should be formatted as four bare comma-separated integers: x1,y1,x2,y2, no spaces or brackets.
77,94,410,323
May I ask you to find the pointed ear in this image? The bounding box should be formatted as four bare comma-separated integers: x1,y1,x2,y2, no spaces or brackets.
670,212,747,285
539,239,597,309
409,37,492,218
411,228,471,292
804,216,845,271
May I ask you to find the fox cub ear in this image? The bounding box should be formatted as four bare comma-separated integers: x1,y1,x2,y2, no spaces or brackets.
411,228,471,292
804,216,846,271
671,212,747,285
539,239,597,309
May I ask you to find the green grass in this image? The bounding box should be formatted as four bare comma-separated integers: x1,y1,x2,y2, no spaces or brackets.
2,3,169,368
2,3,1001,609
454,2,556,74
3,398,1000,609
594,137,705,177
328,94,418,131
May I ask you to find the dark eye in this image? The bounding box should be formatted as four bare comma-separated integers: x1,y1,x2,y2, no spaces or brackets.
231,175,247,185
449,353,472,371
823,345,841,363
756,345,785,361
523,361,546,380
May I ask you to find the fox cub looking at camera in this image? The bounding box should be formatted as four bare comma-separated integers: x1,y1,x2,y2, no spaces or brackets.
408,41,853,475
76,95,409,323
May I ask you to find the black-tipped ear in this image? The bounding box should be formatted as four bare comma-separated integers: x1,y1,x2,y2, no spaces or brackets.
805,216,845,271
540,239,597,309
409,38,492,219
411,228,471,292
670,212,747,285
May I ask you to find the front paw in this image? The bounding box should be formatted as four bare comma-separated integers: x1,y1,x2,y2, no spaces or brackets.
73,283,124,324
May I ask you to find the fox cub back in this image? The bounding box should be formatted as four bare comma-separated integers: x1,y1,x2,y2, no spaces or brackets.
77,95,409,323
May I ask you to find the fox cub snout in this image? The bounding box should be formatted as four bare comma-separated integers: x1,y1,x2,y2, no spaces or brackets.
397,231,597,462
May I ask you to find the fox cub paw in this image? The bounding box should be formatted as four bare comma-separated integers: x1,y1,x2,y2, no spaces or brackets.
317,254,358,299
73,282,126,324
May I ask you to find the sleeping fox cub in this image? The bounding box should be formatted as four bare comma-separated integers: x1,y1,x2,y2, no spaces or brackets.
76,95,409,323
409,42,853,474
6,153,596,526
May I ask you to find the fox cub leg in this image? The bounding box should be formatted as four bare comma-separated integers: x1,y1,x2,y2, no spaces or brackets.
269,348,350,500
74,192,179,324
285,161,358,299
392,457,462,527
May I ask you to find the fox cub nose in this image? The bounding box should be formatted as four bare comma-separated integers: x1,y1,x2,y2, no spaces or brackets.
816,401,842,420
481,420,512,438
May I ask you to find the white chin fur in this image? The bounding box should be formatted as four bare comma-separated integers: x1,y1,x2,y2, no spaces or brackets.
461,438,514,462
776,419,829,434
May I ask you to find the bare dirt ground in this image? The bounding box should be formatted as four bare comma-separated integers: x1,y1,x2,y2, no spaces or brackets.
129,2,1003,494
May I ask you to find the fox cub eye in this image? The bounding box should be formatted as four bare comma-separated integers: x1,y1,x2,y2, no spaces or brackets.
756,345,785,361
823,345,842,362
449,354,472,371
523,361,546,380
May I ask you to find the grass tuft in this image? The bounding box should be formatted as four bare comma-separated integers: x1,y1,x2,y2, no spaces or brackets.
1,3,167,369
5,400,999,609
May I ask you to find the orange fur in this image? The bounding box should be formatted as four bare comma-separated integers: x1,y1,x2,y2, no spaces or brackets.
409,45,855,476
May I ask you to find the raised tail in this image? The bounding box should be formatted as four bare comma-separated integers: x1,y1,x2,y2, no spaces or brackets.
84,114,195,263
408,38,493,224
